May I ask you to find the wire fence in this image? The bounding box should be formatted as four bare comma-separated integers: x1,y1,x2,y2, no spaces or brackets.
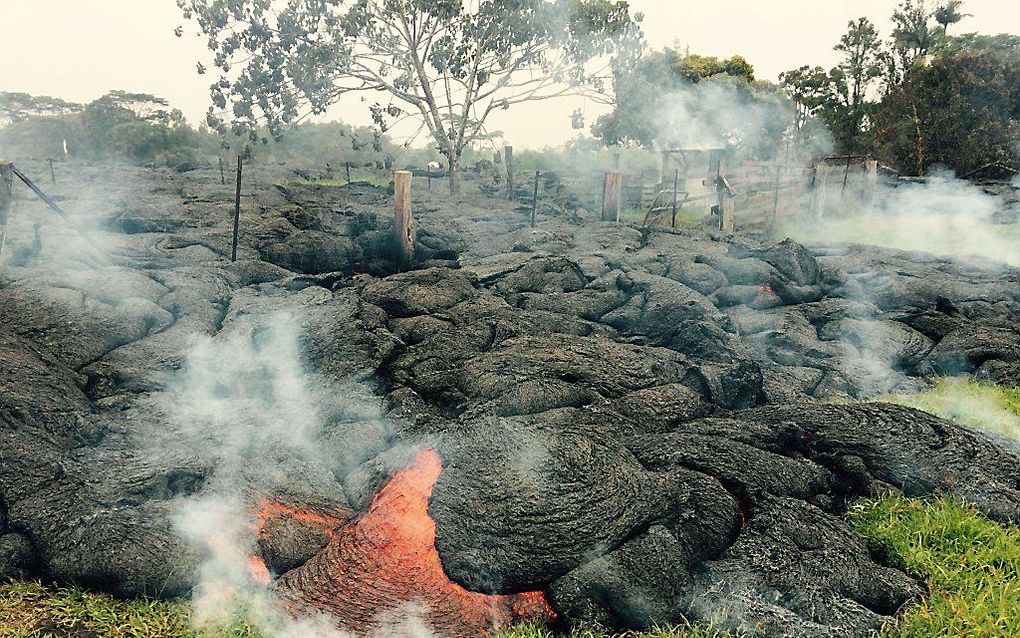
497,154,881,232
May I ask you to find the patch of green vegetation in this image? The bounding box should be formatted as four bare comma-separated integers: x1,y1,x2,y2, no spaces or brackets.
849,497,1020,638
619,207,649,223
626,207,707,229
880,378,1020,439
0,580,263,638
497,624,732,638
0,580,736,638
282,175,393,189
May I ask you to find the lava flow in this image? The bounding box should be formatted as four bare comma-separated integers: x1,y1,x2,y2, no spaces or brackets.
273,449,555,637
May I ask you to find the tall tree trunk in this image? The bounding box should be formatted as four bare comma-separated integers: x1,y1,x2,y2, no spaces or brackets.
448,153,461,195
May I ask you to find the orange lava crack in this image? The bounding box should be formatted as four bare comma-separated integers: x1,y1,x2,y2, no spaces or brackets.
261,450,555,637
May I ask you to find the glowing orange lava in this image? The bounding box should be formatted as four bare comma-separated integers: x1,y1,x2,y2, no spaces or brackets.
248,555,272,586
275,449,556,637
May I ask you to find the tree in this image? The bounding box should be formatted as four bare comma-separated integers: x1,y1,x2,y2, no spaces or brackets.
0,92,81,126
177,0,642,193
674,53,755,84
934,0,970,37
778,65,831,130
780,17,882,153
873,41,1020,176
79,92,193,159
834,17,883,150
892,0,938,60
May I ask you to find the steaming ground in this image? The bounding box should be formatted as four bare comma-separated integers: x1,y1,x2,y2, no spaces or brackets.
1,159,1020,637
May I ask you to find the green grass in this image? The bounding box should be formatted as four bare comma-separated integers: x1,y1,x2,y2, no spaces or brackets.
0,583,726,638
0,580,263,638
627,206,709,229
849,497,1020,638
841,378,1020,637
878,378,1020,440
498,625,730,638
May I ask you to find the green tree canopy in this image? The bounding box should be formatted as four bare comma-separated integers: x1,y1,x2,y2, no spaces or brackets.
177,0,643,193
0,93,82,125
934,0,970,36
874,38,1020,176
781,17,882,153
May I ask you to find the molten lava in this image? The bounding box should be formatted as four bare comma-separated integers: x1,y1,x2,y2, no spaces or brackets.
274,449,555,637
248,556,272,586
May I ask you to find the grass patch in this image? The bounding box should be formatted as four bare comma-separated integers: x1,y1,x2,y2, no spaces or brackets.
283,175,393,189
880,378,1020,439
0,581,729,638
845,379,1020,636
0,580,263,638
497,624,731,638
627,207,709,229
849,497,1020,637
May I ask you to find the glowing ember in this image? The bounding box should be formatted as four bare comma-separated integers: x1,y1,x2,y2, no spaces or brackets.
275,449,556,637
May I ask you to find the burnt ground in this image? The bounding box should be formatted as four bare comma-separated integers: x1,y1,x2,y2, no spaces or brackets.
1,159,1020,637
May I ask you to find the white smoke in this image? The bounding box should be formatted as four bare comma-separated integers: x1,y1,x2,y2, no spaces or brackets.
782,171,1020,267
166,311,328,634
651,78,781,153
167,311,324,460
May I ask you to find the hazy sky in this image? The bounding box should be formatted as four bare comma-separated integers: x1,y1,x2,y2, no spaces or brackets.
2,1,1019,149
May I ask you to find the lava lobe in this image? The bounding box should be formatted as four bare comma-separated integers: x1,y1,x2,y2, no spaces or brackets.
274,450,555,637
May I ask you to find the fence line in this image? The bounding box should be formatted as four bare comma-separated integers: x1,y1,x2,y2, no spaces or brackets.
506,153,888,233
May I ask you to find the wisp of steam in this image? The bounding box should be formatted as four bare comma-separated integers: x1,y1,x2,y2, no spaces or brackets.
165,310,437,637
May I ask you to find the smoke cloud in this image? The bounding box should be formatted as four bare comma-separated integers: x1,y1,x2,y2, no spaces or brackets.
782,171,1020,267
650,78,790,155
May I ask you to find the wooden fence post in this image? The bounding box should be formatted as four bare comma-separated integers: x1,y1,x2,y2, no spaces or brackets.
0,161,13,267
346,161,352,185
504,146,514,200
841,155,853,192
811,162,831,219
716,157,734,234
602,171,623,222
771,161,782,224
393,170,415,269
231,156,243,262
531,171,540,228
0,162,12,225
865,159,879,208
48,159,56,187
219,157,226,185
671,169,680,229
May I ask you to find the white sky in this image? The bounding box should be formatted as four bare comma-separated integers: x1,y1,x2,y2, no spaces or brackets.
2,1,1019,149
